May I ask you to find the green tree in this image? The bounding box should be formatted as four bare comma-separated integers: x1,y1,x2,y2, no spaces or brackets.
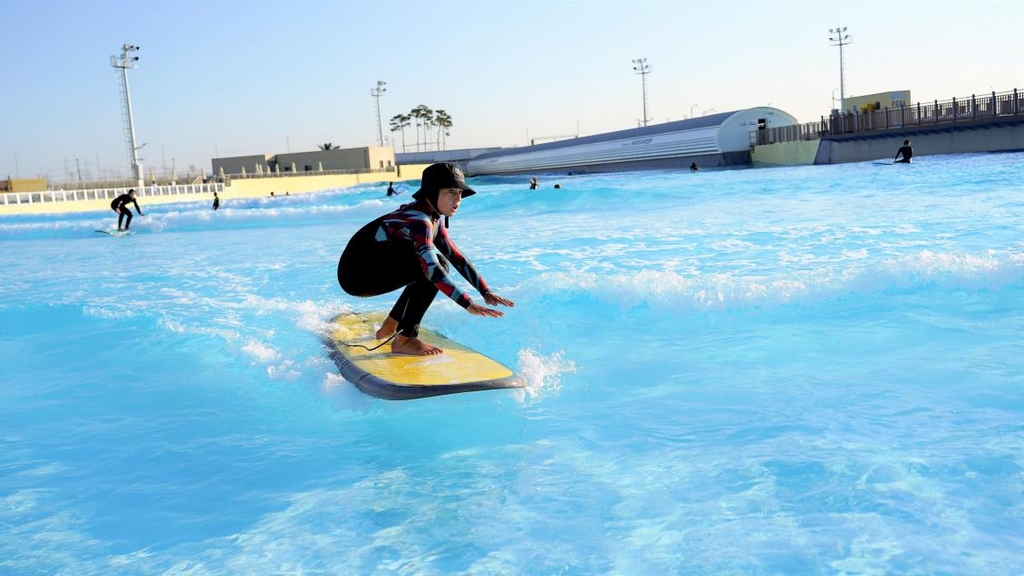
317,143,339,151
434,109,453,150
389,114,411,153
410,105,434,152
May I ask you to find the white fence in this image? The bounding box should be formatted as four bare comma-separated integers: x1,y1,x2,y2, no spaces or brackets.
1,182,224,206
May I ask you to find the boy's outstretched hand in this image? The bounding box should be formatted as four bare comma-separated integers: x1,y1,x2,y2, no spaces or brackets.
483,292,514,308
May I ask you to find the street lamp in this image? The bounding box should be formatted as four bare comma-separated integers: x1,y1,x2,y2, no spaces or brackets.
690,103,699,119
110,43,144,187
371,81,387,146
828,26,852,112
631,58,652,127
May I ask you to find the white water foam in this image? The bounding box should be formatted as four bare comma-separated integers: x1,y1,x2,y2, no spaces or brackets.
513,348,578,402
525,249,1024,312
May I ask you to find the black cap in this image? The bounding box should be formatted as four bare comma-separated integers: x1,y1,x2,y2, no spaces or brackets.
412,163,476,201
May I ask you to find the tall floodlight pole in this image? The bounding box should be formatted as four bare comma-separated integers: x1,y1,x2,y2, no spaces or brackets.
110,43,144,187
632,58,652,127
372,81,387,146
828,27,852,112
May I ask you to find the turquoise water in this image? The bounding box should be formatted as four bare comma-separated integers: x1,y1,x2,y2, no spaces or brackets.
2,153,1023,574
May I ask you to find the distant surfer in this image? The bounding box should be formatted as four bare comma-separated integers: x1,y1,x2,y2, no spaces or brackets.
894,139,913,163
529,177,538,190
387,182,397,196
110,189,143,231
337,162,514,356
690,162,699,172
212,191,220,210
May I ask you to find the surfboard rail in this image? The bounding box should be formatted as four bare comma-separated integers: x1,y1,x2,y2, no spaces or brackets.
325,312,523,400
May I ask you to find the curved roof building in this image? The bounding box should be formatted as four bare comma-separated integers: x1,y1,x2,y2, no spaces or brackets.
466,106,798,176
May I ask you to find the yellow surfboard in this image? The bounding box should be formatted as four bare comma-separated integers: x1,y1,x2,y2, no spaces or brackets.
326,312,524,400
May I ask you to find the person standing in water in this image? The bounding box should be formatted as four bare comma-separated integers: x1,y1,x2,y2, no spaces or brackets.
212,191,220,210
337,163,514,356
110,189,143,231
894,139,913,163
387,182,397,196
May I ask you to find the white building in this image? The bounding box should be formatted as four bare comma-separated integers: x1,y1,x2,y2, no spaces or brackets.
465,107,798,176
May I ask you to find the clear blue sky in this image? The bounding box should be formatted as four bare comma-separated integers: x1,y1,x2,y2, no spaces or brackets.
2,0,1022,181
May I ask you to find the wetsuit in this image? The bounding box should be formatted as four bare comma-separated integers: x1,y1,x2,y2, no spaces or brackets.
337,200,490,338
895,145,913,163
111,193,142,230
387,185,396,196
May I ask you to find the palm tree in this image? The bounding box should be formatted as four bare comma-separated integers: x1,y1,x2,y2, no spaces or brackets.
434,109,453,150
389,114,411,153
317,143,339,151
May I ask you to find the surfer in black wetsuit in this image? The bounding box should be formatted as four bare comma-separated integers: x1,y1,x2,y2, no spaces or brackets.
894,140,913,163
110,189,143,231
387,182,396,196
337,163,514,356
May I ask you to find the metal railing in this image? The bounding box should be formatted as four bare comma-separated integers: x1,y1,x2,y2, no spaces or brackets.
753,88,1022,145
751,120,828,145
0,182,224,207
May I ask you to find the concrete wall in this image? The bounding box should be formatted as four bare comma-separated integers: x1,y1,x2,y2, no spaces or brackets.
751,140,821,167
225,165,425,197
815,123,1024,164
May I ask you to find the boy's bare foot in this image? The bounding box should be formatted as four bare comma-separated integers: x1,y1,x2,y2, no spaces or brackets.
375,316,398,340
391,335,443,356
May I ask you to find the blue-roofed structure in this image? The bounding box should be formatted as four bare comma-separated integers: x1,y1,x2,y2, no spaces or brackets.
465,106,798,176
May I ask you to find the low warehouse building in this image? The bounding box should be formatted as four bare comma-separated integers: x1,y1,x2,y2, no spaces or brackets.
465,106,798,176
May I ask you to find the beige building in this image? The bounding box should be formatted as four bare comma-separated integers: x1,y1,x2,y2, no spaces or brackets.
212,146,395,177
211,154,275,176
0,178,48,193
842,90,912,113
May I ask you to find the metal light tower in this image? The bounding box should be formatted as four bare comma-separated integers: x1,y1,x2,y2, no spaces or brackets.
632,58,652,127
111,43,144,187
371,80,387,146
828,27,852,112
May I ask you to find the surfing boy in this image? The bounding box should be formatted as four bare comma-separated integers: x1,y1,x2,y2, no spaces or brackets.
894,140,913,163
337,162,514,356
111,189,144,231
